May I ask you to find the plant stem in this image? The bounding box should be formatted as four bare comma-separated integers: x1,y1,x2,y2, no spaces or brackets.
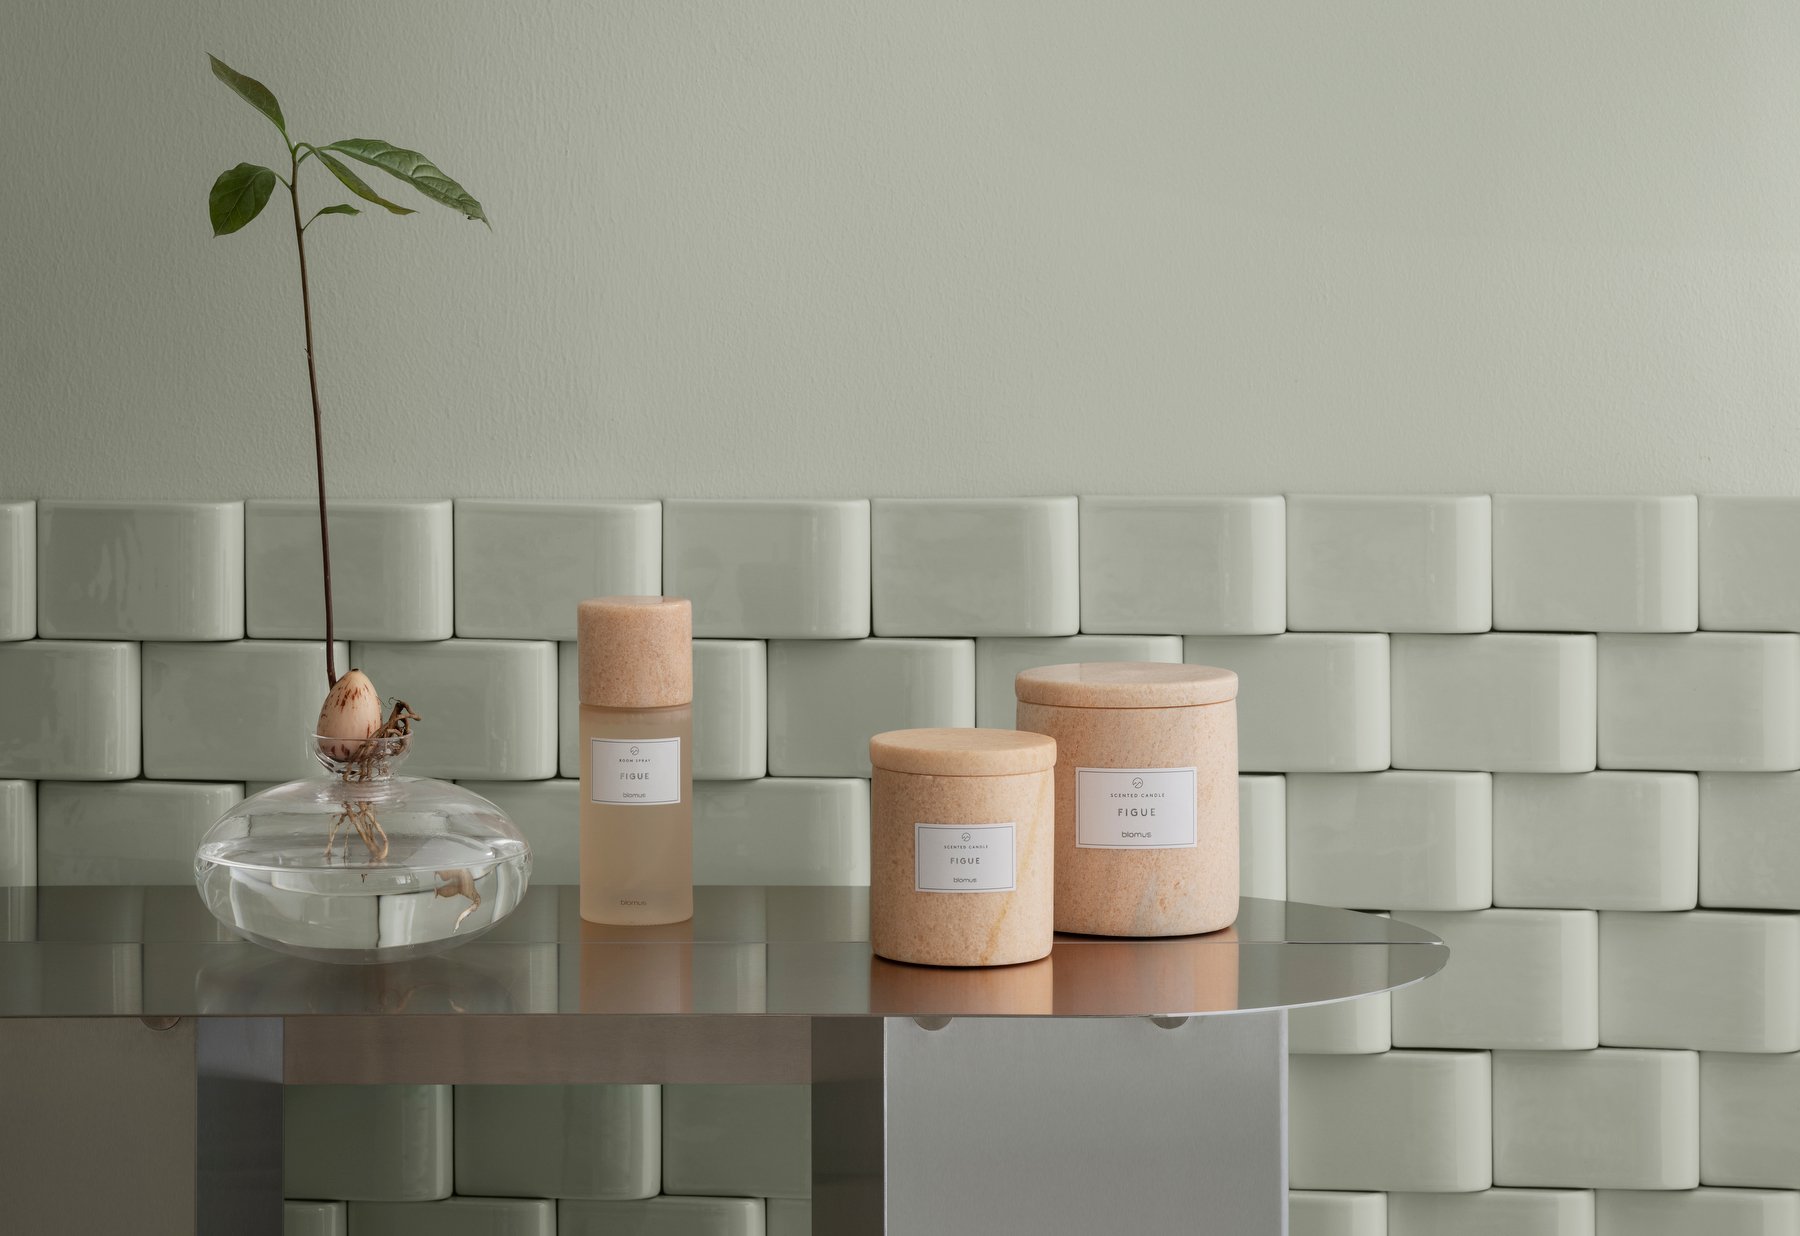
289,145,338,687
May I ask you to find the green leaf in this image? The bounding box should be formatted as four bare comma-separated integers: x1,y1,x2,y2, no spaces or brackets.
324,138,488,226
208,163,278,236
314,150,416,216
208,55,287,138
310,204,361,224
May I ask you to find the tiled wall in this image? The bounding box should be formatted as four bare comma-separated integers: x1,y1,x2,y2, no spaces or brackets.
4,493,1800,1234
281,1083,809,1236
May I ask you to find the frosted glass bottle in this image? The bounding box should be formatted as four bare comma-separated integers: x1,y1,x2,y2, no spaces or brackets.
578,597,694,925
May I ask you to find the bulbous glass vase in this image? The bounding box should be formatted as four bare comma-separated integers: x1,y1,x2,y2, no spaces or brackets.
194,734,532,964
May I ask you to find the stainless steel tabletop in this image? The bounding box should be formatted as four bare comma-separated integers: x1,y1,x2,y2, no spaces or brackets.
0,885,1445,1019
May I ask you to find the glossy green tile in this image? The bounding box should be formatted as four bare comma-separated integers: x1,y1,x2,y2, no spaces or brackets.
1289,993,1392,1055
455,500,660,640
1599,633,1800,771
37,780,241,884
1239,773,1285,901
872,497,1078,637
1492,1050,1697,1189
694,779,868,886
37,500,244,640
1600,911,1799,1053
1392,910,1598,1051
1701,772,1800,910
1702,1052,1800,1187
662,1084,810,1199
247,500,453,641
766,639,972,778
1703,496,1800,631
765,1200,810,1236
664,499,869,639
1288,495,1490,634
558,1197,764,1236
1388,1188,1593,1236
1290,1052,1491,1192
1288,1191,1386,1236
347,1197,554,1235
693,639,767,780
1494,495,1697,633
284,1200,346,1236
1597,1187,1797,1235
0,500,34,641
0,780,34,885
454,1084,659,1199
1390,634,1594,773
141,640,347,781
461,779,578,884
1186,634,1390,773
1498,772,1697,911
1080,496,1285,636
0,641,140,780
284,1085,452,1202
351,640,557,780
1286,772,1492,911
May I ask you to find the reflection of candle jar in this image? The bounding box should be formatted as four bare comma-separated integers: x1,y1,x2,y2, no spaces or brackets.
1016,663,1239,937
869,729,1056,967
575,919,693,1014
1050,933,1239,1017
868,954,1055,1015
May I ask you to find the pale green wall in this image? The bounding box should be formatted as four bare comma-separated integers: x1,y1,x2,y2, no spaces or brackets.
5,0,1800,499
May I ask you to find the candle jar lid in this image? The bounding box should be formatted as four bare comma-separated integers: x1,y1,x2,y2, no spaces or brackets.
870,727,1057,777
1014,661,1238,709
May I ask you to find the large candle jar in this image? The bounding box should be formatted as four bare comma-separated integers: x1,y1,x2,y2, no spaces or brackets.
869,728,1057,967
1015,662,1239,937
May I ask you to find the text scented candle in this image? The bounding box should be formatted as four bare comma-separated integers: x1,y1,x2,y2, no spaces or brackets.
1015,662,1239,937
869,728,1057,967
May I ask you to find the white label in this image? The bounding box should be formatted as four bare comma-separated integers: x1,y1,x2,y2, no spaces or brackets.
589,737,682,806
1075,767,1198,849
914,823,1017,893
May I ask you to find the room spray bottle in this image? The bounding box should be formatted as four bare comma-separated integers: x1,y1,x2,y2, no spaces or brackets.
578,596,694,924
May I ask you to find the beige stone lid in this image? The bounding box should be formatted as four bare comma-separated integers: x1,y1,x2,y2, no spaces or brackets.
1014,661,1238,709
578,596,693,708
870,727,1057,777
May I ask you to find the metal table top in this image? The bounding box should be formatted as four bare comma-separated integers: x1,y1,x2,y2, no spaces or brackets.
0,885,1445,1019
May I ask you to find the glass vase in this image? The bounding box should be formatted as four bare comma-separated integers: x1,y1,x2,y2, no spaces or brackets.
194,733,532,964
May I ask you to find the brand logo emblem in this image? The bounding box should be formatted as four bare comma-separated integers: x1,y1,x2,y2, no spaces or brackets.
629,746,639,756
961,832,971,842
1131,776,1144,789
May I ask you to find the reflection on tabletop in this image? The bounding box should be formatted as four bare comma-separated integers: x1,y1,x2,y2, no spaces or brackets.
0,886,1445,1019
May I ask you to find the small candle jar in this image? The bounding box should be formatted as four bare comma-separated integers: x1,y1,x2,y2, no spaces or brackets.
1015,662,1239,937
869,728,1057,967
